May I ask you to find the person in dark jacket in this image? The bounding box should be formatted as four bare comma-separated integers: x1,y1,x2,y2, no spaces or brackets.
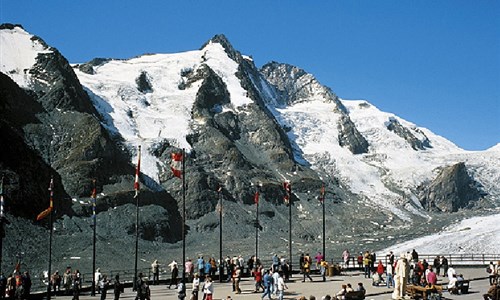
113,275,122,300
21,272,31,300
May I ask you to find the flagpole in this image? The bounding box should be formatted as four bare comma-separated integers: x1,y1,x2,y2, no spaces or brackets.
91,179,97,296
0,176,5,275
255,191,259,261
321,184,326,261
286,181,292,276
218,186,223,283
181,148,186,284
47,177,54,300
133,145,141,291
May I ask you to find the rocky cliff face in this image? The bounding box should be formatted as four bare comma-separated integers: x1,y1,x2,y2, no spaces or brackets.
417,162,483,212
0,72,73,219
260,62,369,155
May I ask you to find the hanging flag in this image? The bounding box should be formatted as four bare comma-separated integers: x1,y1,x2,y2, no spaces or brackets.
283,181,291,205
171,152,183,178
91,179,97,217
36,178,54,221
134,146,141,197
36,207,53,221
319,184,325,202
254,191,259,205
0,176,4,218
48,177,54,209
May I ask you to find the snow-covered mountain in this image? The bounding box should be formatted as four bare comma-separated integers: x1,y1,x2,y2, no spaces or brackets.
71,34,499,219
1,24,499,275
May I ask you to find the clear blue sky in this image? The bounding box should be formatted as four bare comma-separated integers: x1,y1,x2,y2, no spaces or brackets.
1,1,499,150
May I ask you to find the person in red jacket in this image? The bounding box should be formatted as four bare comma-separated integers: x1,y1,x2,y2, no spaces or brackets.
377,260,385,278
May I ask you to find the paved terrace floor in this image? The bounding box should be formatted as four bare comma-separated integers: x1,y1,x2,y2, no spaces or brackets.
53,266,492,300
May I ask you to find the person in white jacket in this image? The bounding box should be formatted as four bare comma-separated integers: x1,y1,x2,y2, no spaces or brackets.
392,254,409,300
277,272,288,300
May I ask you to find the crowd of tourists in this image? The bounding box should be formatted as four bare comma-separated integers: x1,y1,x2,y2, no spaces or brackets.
0,270,31,300
7,248,496,300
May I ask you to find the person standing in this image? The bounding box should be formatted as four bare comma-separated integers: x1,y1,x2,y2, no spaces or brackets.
426,266,437,285
191,274,200,300
277,272,287,300
392,254,409,300
21,271,31,300
233,267,242,294
386,261,394,288
95,268,102,294
197,256,205,278
185,259,194,283
72,270,81,300
433,256,441,277
441,256,449,277
320,259,328,282
411,249,419,263
272,254,280,272
51,271,61,293
63,267,72,295
363,251,371,278
342,249,350,268
151,260,160,285
113,275,122,300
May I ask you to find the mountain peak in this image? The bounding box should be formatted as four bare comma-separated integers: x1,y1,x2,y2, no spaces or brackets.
201,34,242,63
0,23,25,31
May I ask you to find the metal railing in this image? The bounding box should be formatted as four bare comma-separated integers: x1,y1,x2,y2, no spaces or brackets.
28,253,499,294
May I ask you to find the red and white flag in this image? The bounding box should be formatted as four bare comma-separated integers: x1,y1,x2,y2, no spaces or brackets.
91,179,97,216
254,191,259,205
134,146,141,197
319,185,325,202
283,181,291,204
171,152,183,178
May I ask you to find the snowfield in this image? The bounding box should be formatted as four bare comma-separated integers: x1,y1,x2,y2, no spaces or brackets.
380,210,500,254
0,26,52,87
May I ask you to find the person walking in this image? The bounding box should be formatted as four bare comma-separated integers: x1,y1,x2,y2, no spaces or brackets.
113,275,122,300
261,270,273,300
203,277,214,300
277,272,287,300
168,261,179,289
191,274,200,300
100,275,109,300
302,254,313,282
